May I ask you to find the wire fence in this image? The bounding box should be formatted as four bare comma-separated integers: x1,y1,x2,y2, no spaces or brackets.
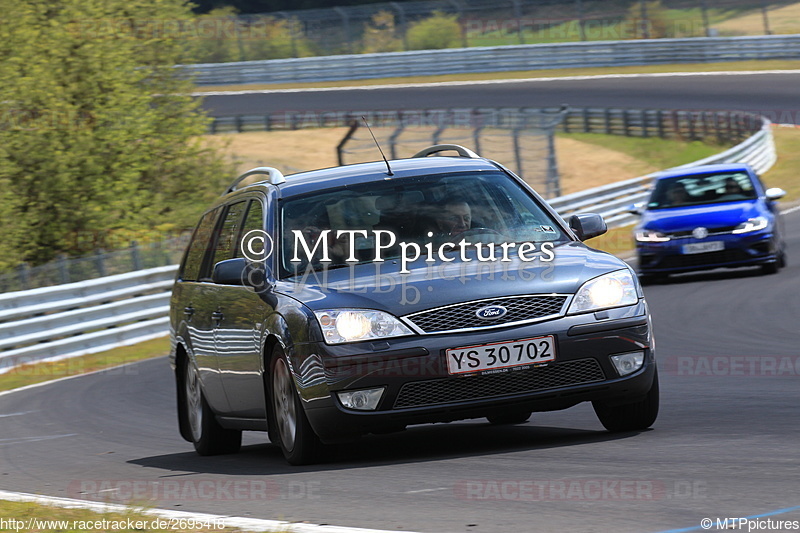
184,0,799,64
336,108,567,198
0,237,189,293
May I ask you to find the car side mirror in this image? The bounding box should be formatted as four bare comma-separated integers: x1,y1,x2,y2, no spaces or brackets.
627,202,644,215
212,257,269,289
765,187,786,201
569,213,607,241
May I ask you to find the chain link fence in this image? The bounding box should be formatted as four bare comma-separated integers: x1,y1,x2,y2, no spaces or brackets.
336,108,567,198
0,237,189,293
185,0,798,63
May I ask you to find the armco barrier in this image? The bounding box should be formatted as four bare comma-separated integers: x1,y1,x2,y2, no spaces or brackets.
0,266,177,373
0,115,776,372
184,35,800,86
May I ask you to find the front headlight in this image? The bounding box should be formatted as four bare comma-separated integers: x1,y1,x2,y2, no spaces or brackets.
568,270,639,315
314,309,414,344
635,229,670,242
732,216,769,234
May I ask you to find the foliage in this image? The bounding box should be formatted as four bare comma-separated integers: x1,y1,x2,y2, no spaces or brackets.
0,0,232,270
362,10,402,53
625,1,673,39
406,11,463,50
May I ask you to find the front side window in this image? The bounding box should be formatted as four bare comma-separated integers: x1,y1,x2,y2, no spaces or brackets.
648,172,757,210
279,171,569,276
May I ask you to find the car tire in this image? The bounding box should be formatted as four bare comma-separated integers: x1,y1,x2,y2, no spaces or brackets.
761,261,779,275
592,369,659,432
184,359,242,456
487,412,531,425
778,250,787,269
270,346,325,465
638,274,665,286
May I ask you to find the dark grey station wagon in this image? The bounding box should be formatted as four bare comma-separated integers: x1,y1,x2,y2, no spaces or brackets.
169,145,658,465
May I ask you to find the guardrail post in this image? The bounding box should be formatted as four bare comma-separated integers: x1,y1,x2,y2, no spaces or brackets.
57,254,69,285
761,0,772,35
131,241,142,271
641,109,648,138
546,130,561,199
581,108,590,133
17,263,30,291
235,116,243,133
657,110,665,138
623,109,630,137
604,108,611,134
95,249,107,278
264,114,271,132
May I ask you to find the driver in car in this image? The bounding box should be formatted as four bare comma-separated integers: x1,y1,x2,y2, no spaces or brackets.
434,199,472,236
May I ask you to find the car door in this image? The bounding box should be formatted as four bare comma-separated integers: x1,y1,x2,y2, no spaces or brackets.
214,198,274,418
175,207,231,414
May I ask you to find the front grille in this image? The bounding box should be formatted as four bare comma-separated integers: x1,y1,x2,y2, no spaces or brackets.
665,225,738,238
393,359,605,409
658,249,750,269
404,295,568,333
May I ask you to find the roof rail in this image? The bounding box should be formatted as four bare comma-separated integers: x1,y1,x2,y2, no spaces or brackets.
411,144,481,159
224,167,285,195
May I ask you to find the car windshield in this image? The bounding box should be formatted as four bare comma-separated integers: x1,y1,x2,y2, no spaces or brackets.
647,171,757,210
279,171,569,276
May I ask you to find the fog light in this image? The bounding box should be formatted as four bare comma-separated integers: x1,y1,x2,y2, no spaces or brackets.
337,388,385,411
610,351,645,377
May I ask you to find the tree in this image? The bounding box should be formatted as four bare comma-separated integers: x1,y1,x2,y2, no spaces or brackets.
362,10,402,53
0,0,231,270
406,11,462,51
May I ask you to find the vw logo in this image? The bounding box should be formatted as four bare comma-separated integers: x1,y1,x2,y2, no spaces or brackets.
475,305,508,320
692,227,709,239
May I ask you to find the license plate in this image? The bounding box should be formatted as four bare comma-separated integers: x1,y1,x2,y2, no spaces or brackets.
682,241,724,255
446,336,556,375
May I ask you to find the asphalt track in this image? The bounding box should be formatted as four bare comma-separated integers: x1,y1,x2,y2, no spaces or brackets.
1,207,798,533
200,72,800,125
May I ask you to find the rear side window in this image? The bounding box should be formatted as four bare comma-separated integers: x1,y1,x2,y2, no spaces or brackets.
181,209,220,282
235,200,264,258
212,201,247,266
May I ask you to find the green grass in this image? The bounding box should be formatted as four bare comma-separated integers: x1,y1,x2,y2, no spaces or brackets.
558,132,727,171
0,336,170,393
0,500,258,532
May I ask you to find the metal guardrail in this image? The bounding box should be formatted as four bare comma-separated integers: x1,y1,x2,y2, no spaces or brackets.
0,111,776,373
186,35,800,86
0,266,177,373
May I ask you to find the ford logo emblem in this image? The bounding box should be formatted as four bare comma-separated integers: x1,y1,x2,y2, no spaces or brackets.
692,227,709,239
475,305,508,320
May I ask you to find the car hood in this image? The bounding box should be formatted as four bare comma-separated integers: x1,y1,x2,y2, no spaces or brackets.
639,201,760,232
274,242,628,316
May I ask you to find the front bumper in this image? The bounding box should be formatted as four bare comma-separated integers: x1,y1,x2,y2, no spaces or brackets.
291,302,655,442
637,231,778,274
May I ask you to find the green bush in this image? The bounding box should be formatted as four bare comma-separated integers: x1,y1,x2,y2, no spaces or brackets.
406,11,463,50
362,10,403,53
0,0,232,269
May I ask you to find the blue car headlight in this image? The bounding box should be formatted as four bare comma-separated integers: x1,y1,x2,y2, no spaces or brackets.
732,216,769,234
635,230,670,243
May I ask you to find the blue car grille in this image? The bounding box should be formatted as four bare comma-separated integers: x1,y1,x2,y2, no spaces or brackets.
393,358,605,409
404,295,568,334
656,249,751,269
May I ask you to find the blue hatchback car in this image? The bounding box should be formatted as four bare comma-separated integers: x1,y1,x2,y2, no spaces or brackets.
632,163,786,282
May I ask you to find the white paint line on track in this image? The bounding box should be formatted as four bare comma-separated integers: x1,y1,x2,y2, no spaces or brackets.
0,490,420,533
403,488,448,494
0,434,76,446
192,69,800,96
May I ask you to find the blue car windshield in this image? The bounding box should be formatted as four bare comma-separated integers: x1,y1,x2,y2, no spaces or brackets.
647,172,757,210
279,171,569,276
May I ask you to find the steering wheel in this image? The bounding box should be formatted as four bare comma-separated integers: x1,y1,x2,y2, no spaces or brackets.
452,227,507,243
